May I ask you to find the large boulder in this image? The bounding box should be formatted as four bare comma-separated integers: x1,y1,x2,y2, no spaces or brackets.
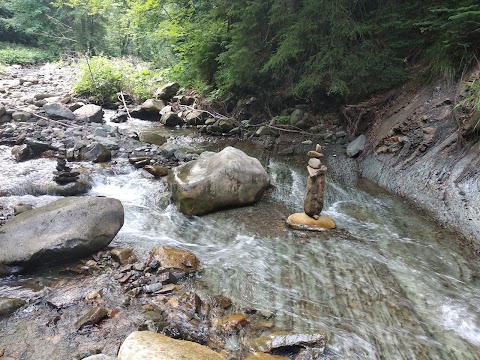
74,104,104,123
43,103,75,120
117,331,225,360
0,196,124,274
79,142,111,162
160,112,184,127
141,99,165,113
168,146,270,215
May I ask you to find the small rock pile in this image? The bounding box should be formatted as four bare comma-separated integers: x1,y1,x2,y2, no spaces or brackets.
53,149,80,184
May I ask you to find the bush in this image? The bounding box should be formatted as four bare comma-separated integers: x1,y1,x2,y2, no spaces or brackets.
73,56,165,103
0,42,55,64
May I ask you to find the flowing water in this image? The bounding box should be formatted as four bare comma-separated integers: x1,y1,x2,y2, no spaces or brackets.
1,124,479,359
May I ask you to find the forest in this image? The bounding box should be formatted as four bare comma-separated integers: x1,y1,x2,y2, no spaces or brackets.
1,0,480,108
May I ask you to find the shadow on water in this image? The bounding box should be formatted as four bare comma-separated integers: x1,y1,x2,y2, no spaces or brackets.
1,132,480,359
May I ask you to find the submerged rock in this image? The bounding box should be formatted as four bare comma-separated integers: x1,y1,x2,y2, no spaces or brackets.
0,196,124,274
248,331,326,354
168,146,270,215
117,331,225,360
286,213,336,231
0,297,26,317
148,245,200,274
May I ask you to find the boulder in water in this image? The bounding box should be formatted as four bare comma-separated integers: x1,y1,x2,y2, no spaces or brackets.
79,142,111,163
0,196,124,274
117,331,225,360
160,112,184,127
286,212,335,231
148,245,200,274
168,146,270,215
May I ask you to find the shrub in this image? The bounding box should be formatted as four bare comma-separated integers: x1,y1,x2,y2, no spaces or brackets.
0,42,55,64
73,56,164,103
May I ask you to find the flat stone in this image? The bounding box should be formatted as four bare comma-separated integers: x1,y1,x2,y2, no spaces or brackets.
307,158,321,169
286,213,335,231
43,103,75,120
117,331,225,360
75,306,108,330
307,150,323,158
143,165,169,178
346,134,366,157
248,331,326,353
110,247,138,265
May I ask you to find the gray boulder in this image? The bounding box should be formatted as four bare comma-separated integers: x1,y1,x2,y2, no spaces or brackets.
160,112,184,127
0,104,5,117
168,146,270,215
141,99,165,113
74,104,104,123
79,142,111,162
139,131,167,146
43,103,75,120
346,134,366,157
154,82,180,100
0,196,124,274
0,297,27,317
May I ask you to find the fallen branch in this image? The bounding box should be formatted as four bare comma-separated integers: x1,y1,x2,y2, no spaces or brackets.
267,124,313,135
182,105,229,120
118,91,133,121
24,110,74,128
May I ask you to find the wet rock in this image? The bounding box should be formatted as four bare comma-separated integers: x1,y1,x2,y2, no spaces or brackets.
168,146,270,215
24,138,50,155
144,165,169,178
0,104,5,117
213,295,232,309
160,112,184,127
13,203,33,215
294,347,326,360
139,132,167,146
117,331,225,360
249,332,326,354
111,248,138,265
244,354,290,360
74,104,104,123
0,113,11,124
218,314,248,333
11,144,32,161
111,111,128,123
0,297,27,317
79,142,111,163
346,134,366,157
286,213,335,231
154,82,180,100
43,103,75,120
148,246,200,274
0,196,124,274
75,306,108,330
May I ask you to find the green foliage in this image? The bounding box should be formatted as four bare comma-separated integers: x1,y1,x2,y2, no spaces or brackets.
273,115,290,124
73,56,163,103
0,42,55,64
457,78,480,130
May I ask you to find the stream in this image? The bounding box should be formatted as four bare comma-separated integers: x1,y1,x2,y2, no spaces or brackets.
1,116,480,360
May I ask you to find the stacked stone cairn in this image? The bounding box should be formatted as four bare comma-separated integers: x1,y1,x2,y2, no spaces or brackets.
286,144,336,231
53,150,80,185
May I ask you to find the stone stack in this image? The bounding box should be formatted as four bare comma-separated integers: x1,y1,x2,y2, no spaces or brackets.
286,144,336,231
53,150,80,184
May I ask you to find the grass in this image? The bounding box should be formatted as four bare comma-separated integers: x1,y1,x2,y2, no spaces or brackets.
0,42,55,65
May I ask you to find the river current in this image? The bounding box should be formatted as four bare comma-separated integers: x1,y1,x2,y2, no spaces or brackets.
0,119,479,359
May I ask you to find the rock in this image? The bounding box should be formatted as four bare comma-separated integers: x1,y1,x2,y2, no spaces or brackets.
118,331,224,360
0,196,124,274
346,134,366,157
335,130,347,138
43,103,75,120
256,126,279,137
0,104,5,117
74,104,104,123
148,246,200,274
111,111,128,123
141,99,165,113
79,142,111,163
0,114,11,124
144,165,169,177
249,332,326,354
168,146,270,215
11,111,30,122
34,93,58,101
290,108,304,125
139,132,167,146
286,213,335,231
307,151,323,158
0,297,27,317
154,82,180,100
210,118,235,133
244,354,290,360
185,110,205,125
82,355,114,360
13,203,33,215
218,314,248,333
75,306,108,330
24,138,50,155
111,247,138,265
307,158,321,169
49,178,92,196
160,112,184,127
179,95,195,106
11,144,32,161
